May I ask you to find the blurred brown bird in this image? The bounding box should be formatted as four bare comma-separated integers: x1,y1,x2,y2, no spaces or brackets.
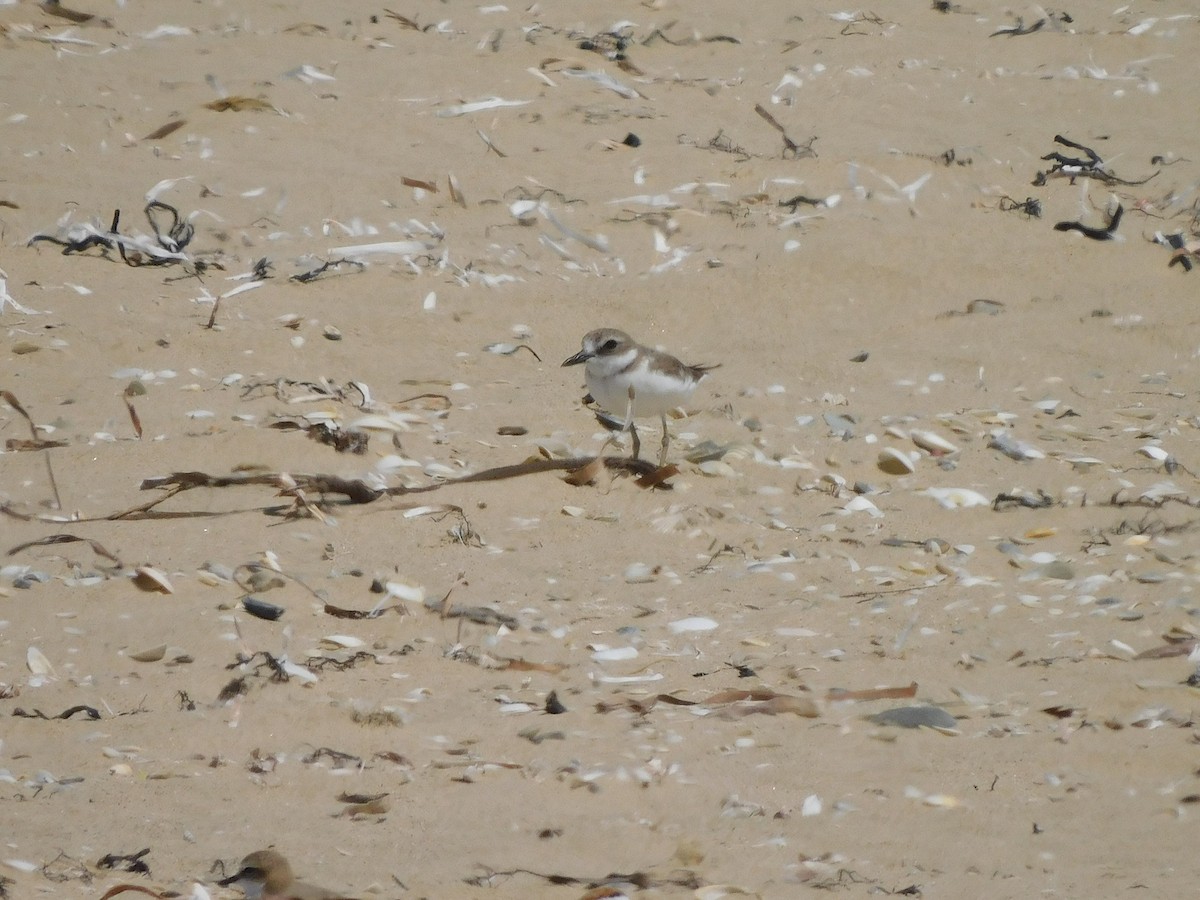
218,849,354,900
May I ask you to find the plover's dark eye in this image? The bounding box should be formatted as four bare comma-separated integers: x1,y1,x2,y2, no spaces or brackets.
601,339,619,352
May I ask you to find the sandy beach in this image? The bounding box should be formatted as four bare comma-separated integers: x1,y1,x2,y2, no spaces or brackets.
3,1,1199,897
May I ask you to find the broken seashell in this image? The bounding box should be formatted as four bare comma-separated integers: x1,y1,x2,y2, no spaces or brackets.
128,645,167,663
910,430,958,455
870,705,958,731
877,447,916,475
242,597,285,620
320,634,366,650
26,646,55,676
668,616,718,634
383,581,425,603
921,487,989,509
590,645,638,662
624,563,658,583
132,566,174,594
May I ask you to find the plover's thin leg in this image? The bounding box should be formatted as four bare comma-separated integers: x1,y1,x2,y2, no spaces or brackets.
624,385,640,461
658,413,671,467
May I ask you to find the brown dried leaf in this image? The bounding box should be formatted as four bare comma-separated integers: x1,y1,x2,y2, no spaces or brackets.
142,120,186,141
717,695,822,718
499,658,567,674
653,693,699,706
563,457,604,486
826,681,918,702
373,750,414,766
337,791,389,804
339,797,391,816
123,394,143,440
1135,641,1196,659
323,602,396,619
41,1,96,24
1,389,38,438
402,176,438,192
204,96,275,113
701,688,782,704
5,437,67,451
1042,705,1078,719
383,9,420,29
6,533,121,564
99,887,166,900
448,173,466,207
595,696,657,715
636,463,679,489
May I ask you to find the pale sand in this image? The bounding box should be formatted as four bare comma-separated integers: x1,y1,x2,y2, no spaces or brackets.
2,2,1199,898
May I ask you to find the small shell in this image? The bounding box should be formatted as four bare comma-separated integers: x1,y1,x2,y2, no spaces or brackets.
698,460,737,478
510,199,538,223
624,563,658,584
280,659,318,684
132,566,174,594
26,646,55,676
923,793,963,808
242,597,285,621
129,645,167,663
320,634,366,650
590,645,639,662
877,447,916,475
910,429,958,455
843,496,883,517
384,581,424,603
870,705,958,731
1068,456,1106,473
351,412,423,433
922,487,990,509
668,616,718,634
1137,445,1169,461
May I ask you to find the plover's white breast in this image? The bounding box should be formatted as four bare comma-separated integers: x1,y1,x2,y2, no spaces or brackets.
587,352,701,419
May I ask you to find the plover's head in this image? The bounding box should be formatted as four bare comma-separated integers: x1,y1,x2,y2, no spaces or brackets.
561,328,635,370
219,850,292,900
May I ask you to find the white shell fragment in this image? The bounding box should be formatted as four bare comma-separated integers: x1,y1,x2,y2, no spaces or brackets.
921,487,990,509
27,646,56,677
590,645,639,662
910,430,958,455
668,616,719,634
320,635,366,650
624,563,658,583
435,97,531,118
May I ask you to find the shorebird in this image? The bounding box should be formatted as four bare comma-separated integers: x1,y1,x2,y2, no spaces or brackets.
562,327,715,465
218,849,350,900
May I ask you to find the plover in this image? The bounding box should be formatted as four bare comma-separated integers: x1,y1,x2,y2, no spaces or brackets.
219,849,348,900
562,327,715,465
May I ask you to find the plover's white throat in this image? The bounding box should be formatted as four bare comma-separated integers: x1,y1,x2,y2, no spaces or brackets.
219,849,348,900
562,327,715,465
